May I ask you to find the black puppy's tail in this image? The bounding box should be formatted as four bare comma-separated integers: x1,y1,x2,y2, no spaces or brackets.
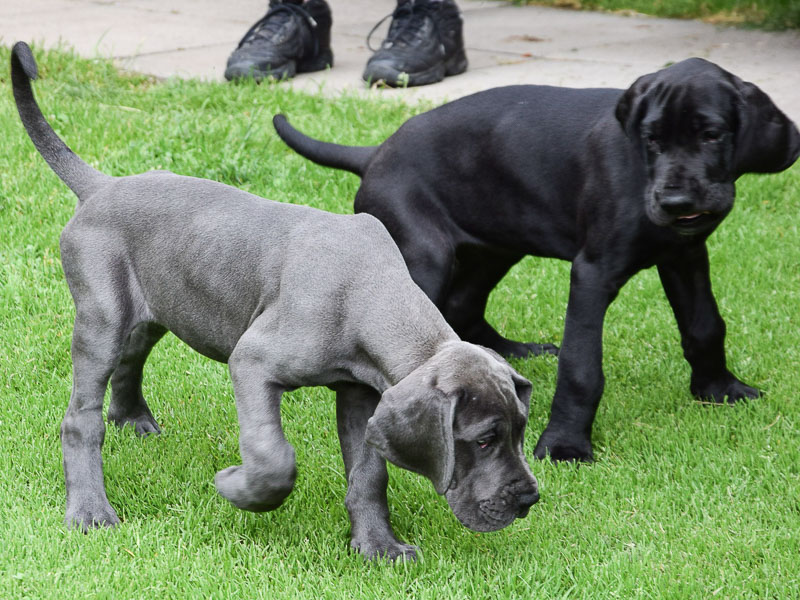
11,42,109,201
273,114,377,177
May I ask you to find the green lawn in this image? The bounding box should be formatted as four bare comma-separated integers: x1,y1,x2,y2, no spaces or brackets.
512,0,800,29
1,47,798,599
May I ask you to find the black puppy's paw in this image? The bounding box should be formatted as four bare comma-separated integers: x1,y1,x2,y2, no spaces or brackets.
692,372,761,404
501,341,559,359
533,427,593,463
525,342,560,357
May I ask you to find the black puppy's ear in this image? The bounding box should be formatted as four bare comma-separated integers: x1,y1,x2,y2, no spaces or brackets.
366,374,456,495
732,78,800,176
615,72,655,137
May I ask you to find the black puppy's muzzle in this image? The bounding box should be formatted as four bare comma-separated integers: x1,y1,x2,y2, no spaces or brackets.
651,187,722,234
655,189,696,217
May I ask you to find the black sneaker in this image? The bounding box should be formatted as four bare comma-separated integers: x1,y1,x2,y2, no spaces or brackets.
225,0,333,81
363,0,467,87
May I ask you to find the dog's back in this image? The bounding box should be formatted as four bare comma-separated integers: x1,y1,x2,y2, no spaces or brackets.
60,170,413,364
355,86,630,259
276,85,629,259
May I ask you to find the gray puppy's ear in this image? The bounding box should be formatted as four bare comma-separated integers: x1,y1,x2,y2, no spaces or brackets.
365,374,457,495
510,369,532,416
731,77,800,176
475,345,533,416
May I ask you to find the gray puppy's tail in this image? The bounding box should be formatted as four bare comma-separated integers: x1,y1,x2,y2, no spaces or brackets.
11,42,109,201
273,114,377,177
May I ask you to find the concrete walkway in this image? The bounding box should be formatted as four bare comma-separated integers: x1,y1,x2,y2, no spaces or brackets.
2,0,799,121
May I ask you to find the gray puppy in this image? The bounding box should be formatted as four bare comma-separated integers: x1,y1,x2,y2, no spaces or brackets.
11,42,539,561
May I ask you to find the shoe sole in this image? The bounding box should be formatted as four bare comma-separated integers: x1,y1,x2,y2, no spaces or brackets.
225,49,333,82
225,61,297,82
363,50,467,87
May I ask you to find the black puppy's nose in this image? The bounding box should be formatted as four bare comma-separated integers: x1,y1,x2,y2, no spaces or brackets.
657,190,695,216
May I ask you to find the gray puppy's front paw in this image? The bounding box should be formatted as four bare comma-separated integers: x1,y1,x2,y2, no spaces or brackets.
65,503,120,532
214,465,293,512
351,537,419,562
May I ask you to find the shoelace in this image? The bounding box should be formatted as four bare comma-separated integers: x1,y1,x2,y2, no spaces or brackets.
236,2,318,49
366,1,440,53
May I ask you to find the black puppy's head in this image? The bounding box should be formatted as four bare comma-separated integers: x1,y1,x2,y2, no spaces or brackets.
365,341,539,532
616,58,800,235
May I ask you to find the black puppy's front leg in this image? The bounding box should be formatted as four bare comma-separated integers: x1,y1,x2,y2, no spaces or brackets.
334,383,417,561
657,245,760,402
534,256,619,462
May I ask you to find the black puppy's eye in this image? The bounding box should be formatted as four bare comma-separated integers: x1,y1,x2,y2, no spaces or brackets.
702,130,722,143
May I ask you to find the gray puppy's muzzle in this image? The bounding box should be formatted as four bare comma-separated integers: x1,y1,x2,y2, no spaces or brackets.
446,476,540,532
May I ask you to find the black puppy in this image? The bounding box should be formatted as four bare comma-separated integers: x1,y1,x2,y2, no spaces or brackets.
274,58,800,461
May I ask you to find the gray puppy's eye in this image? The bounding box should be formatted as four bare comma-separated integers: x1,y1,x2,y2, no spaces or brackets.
643,133,661,154
702,130,722,143
476,434,495,449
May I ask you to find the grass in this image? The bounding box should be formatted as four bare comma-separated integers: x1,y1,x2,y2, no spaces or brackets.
1,46,799,599
510,0,800,29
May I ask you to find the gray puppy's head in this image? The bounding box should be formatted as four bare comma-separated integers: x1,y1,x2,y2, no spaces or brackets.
615,58,800,236
365,341,539,532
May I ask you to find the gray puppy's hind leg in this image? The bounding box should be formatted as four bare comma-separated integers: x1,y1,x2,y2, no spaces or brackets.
60,230,148,529
334,383,418,561
108,322,167,436
62,311,130,530
215,332,297,512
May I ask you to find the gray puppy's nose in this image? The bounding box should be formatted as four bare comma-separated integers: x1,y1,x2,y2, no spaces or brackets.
516,487,540,518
